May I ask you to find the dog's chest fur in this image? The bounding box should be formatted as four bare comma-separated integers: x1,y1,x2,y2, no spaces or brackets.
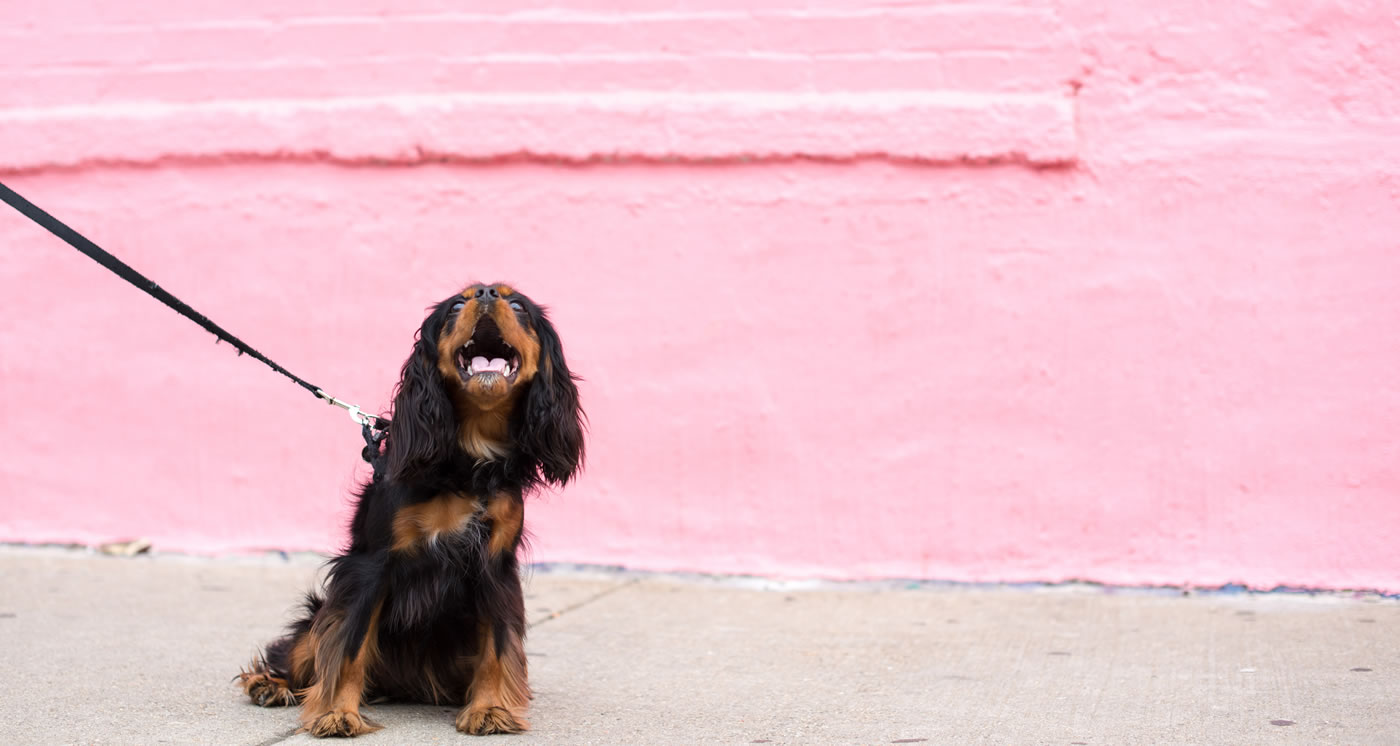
391,494,482,552
382,492,520,632
391,492,522,555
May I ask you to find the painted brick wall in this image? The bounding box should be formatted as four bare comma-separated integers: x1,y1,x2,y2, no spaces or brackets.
2,1,1398,590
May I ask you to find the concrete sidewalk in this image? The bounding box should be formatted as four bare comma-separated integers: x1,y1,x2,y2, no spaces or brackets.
0,547,1395,745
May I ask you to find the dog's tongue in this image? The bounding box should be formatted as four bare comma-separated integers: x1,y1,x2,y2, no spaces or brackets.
472,356,509,373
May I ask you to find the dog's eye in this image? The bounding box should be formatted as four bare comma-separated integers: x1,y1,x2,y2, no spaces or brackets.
509,301,523,313
450,300,465,314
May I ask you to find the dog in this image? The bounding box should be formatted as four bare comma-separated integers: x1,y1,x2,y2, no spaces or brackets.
238,283,584,737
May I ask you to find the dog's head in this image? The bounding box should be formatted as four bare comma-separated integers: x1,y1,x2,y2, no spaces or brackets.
386,283,584,485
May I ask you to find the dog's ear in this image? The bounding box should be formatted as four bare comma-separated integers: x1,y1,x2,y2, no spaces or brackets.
515,309,585,485
385,302,456,481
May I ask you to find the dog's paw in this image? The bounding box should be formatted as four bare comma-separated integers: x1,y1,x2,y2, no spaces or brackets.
456,705,529,735
303,709,382,738
237,670,298,707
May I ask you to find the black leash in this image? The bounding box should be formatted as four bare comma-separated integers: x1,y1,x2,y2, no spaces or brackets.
0,180,390,463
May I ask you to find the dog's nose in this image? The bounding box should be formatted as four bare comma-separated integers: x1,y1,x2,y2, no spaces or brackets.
474,286,500,301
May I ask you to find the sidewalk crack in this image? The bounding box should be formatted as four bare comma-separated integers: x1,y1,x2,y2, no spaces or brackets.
250,726,300,746
528,577,641,630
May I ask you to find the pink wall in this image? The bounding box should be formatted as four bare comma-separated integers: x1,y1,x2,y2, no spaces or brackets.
2,1,1398,591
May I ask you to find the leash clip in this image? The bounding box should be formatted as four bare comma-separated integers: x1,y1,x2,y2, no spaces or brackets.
346,405,373,427
316,389,379,428
316,388,391,468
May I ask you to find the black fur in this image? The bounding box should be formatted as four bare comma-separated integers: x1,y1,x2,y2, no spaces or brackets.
242,286,583,728
383,302,457,483
511,308,585,486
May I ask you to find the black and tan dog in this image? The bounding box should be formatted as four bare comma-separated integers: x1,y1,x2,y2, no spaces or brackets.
239,283,584,737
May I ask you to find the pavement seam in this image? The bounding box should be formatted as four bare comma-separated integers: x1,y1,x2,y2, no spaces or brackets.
249,726,301,746
528,577,642,630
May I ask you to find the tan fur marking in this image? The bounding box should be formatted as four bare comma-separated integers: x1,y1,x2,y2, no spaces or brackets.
392,494,481,553
458,409,511,463
306,709,379,738
485,494,524,557
490,301,540,384
457,295,477,320
457,620,531,734
288,630,316,688
329,636,371,714
238,663,298,707
297,610,341,716
299,601,384,736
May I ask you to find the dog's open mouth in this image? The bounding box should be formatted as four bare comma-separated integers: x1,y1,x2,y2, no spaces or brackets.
456,316,521,383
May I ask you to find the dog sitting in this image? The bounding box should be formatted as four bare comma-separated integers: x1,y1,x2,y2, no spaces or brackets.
238,283,584,737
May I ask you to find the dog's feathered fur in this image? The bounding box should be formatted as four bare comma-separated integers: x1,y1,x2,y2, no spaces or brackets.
239,284,583,737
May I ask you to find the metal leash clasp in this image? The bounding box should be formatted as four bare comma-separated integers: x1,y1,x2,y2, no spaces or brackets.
316,389,390,467
346,405,373,427
315,389,377,427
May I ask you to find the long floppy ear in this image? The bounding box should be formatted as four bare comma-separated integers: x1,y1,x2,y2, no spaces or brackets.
515,310,585,485
385,303,456,481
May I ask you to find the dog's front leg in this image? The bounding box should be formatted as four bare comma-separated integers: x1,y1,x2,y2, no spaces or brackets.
457,496,530,735
457,613,531,735
299,554,385,738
